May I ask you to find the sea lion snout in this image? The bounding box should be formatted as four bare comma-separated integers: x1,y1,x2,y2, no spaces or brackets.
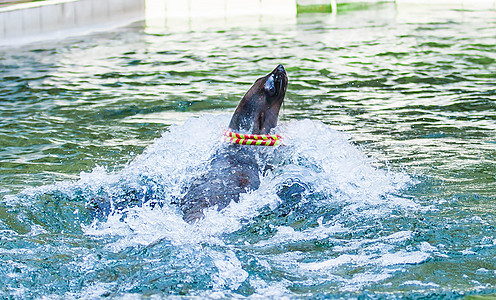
229,64,288,134
265,64,287,99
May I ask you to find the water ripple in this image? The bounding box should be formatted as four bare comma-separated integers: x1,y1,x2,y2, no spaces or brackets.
0,4,495,298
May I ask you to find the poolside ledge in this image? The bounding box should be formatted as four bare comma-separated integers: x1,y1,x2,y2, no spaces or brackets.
0,0,145,45
1,0,495,46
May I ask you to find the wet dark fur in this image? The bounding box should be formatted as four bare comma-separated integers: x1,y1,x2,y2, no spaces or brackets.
179,146,260,223
180,65,288,222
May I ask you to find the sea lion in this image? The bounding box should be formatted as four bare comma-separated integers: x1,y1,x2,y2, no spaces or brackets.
180,64,288,223
87,65,288,223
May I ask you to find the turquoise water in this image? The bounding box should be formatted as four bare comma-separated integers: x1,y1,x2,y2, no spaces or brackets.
1,3,495,298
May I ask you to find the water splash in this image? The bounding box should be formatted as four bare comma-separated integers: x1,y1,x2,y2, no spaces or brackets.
3,114,419,297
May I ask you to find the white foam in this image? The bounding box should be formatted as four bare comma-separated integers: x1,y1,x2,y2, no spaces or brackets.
61,282,116,299
376,250,430,266
249,278,293,299
300,248,429,271
210,250,249,290
402,280,440,288
9,114,417,249
301,254,362,270
7,114,420,297
254,222,347,248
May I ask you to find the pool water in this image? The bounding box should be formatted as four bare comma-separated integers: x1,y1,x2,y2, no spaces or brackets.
1,3,495,298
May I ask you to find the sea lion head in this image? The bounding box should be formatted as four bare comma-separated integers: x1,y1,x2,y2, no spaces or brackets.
228,64,288,134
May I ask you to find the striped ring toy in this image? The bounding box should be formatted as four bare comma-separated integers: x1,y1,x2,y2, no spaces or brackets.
224,131,281,146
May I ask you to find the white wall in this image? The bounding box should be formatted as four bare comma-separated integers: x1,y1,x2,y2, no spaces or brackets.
144,0,298,30
0,0,144,45
1,0,494,46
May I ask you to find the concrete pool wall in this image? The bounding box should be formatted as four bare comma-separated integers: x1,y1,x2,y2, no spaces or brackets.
1,0,495,46
0,0,144,45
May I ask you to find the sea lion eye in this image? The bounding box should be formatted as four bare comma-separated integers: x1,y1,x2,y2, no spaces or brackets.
264,75,276,97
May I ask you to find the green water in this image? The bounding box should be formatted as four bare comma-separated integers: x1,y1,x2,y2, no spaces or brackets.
1,3,495,298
